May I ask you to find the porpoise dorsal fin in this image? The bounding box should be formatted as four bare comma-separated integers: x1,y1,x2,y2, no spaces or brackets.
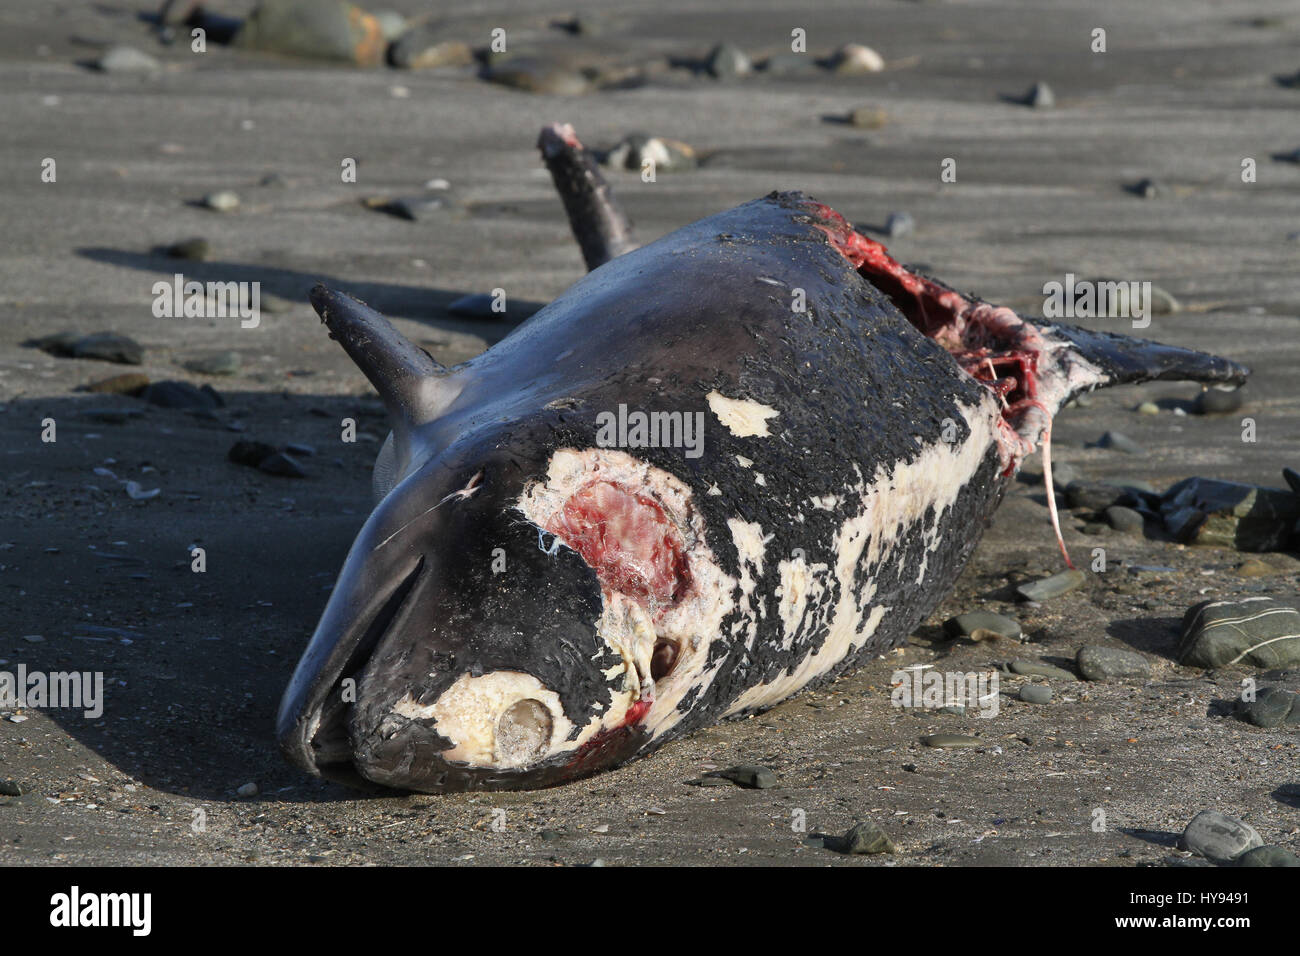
308,284,460,429
538,123,638,271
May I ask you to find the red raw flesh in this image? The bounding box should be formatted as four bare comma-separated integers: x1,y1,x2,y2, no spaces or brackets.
802,200,1052,476
546,480,690,613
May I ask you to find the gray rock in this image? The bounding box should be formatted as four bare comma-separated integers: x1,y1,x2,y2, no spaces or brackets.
139,381,222,409
843,820,896,854
372,10,406,41
1024,81,1053,107
1177,810,1262,863
95,45,161,74
1238,687,1297,728
1094,430,1143,454
921,733,981,748
485,58,591,95
714,764,777,789
71,332,144,365
380,195,447,221
1010,659,1078,681
203,190,240,212
944,610,1021,641
0,779,27,796
164,237,212,260
1193,387,1244,415
1018,684,1053,704
1076,645,1151,681
706,42,751,79
1105,505,1145,534
847,105,889,128
233,0,387,66
1136,401,1160,415
1160,477,1300,552
1016,569,1086,602
1178,597,1300,669
1065,481,1146,511
883,211,915,238
1129,177,1168,199
228,440,278,468
85,372,149,395
388,33,473,70
603,134,697,172
184,351,241,376
258,452,307,478
1237,845,1300,867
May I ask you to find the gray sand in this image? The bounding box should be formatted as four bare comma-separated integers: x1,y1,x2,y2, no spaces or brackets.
1,0,1297,865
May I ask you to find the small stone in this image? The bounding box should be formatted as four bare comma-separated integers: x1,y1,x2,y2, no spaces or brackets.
1105,505,1145,534
1094,430,1143,454
1015,569,1085,602
1149,286,1180,314
372,10,406,41
85,373,149,395
1023,81,1053,108
1047,462,1085,488
1128,177,1167,199
1238,687,1297,728
378,195,447,222
1010,659,1077,681
236,782,259,798
1193,387,1244,415
1136,401,1160,415
233,0,387,67
604,134,697,173
0,780,26,796
1237,845,1300,867
921,733,981,748
714,764,777,789
95,45,161,74
203,190,240,212
1018,684,1053,704
21,634,44,643
847,105,888,129
832,43,885,75
184,351,241,376
944,610,1021,641
70,332,143,365
1234,558,1274,578
139,380,222,409
883,212,914,238
706,42,751,79
228,440,278,468
485,58,591,95
1076,645,1151,681
258,452,307,478
1160,477,1300,551
388,35,473,70
165,237,211,260
1178,597,1300,669
1177,810,1262,863
843,820,896,855
1065,481,1147,511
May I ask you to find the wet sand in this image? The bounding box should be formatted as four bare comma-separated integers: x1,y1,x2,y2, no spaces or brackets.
1,0,1298,865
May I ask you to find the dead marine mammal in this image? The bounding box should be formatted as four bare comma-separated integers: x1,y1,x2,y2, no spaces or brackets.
276,123,1248,793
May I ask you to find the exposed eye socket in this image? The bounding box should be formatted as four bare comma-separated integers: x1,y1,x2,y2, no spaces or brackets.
651,638,680,682
496,698,554,767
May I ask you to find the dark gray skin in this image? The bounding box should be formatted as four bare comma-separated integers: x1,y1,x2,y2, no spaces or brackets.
276,127,1247,794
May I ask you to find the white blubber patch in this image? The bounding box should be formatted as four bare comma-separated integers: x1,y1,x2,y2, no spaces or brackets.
516,448,739,744
775,555,829,651
725,396,1000,715
706,390,780,437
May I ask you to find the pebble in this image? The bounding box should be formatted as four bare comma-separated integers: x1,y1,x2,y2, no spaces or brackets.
0,780,26,796
843,820,896,855
379,195,447,222
1238,687,1297,728
604,134,698,173
1065,481,1144,511
85,373,149,394
1129,177,1168,199
1076,645,1151,681
388,35,473,70
1010,659,1077,681
1104,505,1145,534
1237,845,1300,867
139,380,222,409
1094,430,1143,454
1015,568,1085,602
1235,558,1274,578
1150,286,1180,314
1177,810,1262,863
847,105,889,129
258,452,307,478
707,42,751,79
233,0,387,66
1018,684,1053,704
1193,387,1244,415
164,237,212,260
184,351,241,376
832,43,885,75
883,212,914,238
944,610,1021,641
1136,401,1160,415
228,440,278,468
203,190,240,212
236,782,259,798
62,332,143,365
372,10,407,41
921,733,981,748
485,58,591,95
714,764,777,789
1177,597,1300,669
1023,80,1054,107
95,45,161,74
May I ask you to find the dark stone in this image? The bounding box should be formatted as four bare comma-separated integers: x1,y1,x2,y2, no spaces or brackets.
1160,477,1300,552
164,237,212,260
233,0,387,67
714,764,777,789
1237,845,1300,867
1076,645,1150,681
706,42,751,79
138,380,222,409
258,451,307,477
1238,687,1297,728
944,610,1020,640
1193,387,1244,414
843,820,895,854
1178,597,1300,669
1105,505,1145,534
228,440,278,467
70,332,144,365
